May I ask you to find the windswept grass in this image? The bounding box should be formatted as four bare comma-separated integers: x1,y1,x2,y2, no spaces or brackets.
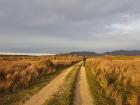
44,63,81,105
0,55,81,92
0,55,81,105
0,59,56,93
85,60,115,105
0,63,78,105
87,57,140,105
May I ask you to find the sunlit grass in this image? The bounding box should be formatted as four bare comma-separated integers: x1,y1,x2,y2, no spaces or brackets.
87,57,140,105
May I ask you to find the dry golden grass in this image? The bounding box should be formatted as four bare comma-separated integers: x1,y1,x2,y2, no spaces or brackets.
89,56,140,105
0,55,81,93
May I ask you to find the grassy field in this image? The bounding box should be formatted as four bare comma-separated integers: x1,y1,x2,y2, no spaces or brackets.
86,57,140,105
0,55,81,105
85,60,115,105
1,55,140,105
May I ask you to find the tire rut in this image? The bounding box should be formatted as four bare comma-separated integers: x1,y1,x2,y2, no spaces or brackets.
73,66,93,105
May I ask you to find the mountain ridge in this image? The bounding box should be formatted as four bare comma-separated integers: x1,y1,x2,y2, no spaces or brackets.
61,50,140,56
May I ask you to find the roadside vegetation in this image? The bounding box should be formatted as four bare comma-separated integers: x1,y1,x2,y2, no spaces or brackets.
86,57,140,105
0,55,81,105
44,63,81,105
85,59,115,105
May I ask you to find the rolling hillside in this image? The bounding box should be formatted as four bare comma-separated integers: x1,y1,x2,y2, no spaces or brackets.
61,50,140,56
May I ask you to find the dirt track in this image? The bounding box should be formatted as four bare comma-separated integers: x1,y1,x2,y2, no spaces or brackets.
73,66,93,105
23,66,74,105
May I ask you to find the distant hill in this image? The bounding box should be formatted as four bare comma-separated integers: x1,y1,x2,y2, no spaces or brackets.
62,51,99,56
103,50,140,56
61,50,140,56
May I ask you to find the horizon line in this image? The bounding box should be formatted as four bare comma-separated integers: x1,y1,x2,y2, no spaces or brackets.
0,52,56,56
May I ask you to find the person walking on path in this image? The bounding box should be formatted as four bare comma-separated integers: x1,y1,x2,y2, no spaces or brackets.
83,56,86,66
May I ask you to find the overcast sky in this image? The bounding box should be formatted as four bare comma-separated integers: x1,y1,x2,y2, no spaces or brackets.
0,0,140,53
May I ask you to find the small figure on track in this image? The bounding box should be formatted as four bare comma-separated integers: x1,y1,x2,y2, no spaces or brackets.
83,56,86,66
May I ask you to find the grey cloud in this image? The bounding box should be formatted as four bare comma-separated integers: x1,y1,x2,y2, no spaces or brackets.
0,0,140,53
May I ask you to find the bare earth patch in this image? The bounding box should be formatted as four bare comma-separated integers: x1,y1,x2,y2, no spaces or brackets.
23,66,74,105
